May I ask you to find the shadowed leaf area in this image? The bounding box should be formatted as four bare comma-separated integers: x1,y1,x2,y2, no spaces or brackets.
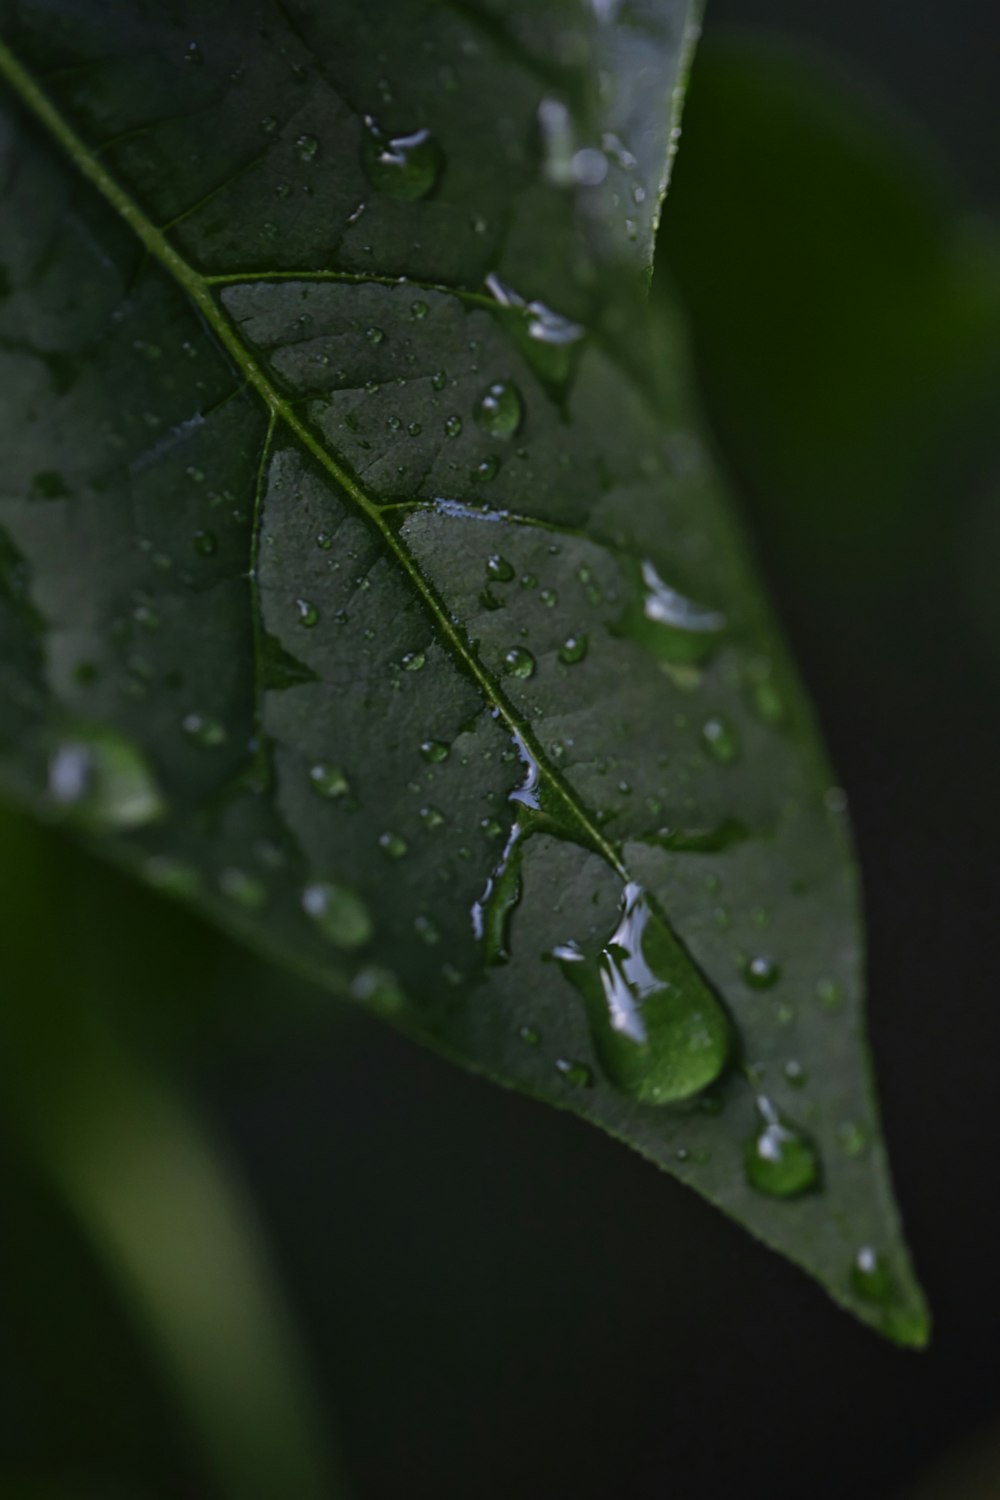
0,0,927,1342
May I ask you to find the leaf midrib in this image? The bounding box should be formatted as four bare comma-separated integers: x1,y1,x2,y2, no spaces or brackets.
0,37,630,885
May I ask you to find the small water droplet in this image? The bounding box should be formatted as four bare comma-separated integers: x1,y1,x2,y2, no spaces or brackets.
296,598,319,627
503,646,536,679
411,299,429,319
473,455,500,482
555,1058,594,1087
309,763,349,799
487,553,515,582
402,650,426,671
295,132,319,162
474,380,523,438
850,1245,893,1303
783,1059,807,1088
182,712,227,747
701,716,741,764
361,121,443,200
444,414,463,438
420,739,449,763
420,804,445,829
378,831,408,858
47,727,165,831
558,634,588,665
303,880,373,947
742,954,780,989
744,1096,820,1197
518,1025,541,1046
365,325,384,345
193,529,217,557
259,114,279,136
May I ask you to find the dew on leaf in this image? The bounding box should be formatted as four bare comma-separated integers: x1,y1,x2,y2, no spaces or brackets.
744,1097,820,1197
851,1245,893,1303
295,132,319,162
361,121,443,200
444,414,463,438
518,1025,541,1046
414,914,441,945
486,553,515,582
837,1120,870,1158
742,954,781,990
474,456,500,482
378,831,408,858
555,1058,594,1087
303,880,373,948
296,598,319,627
558,634,588,665
47,726,165,832
420,739,449,763
193,529,217,557
182,711,227,747
553,881,731,1105
503,646,536,679
410,299,429,319
816,977,844,1011
615,558,726,665
701,716,741,765
474,380,524,438
309,763,350,799
401,650,426,672
420,804,445,830
365,325,384,345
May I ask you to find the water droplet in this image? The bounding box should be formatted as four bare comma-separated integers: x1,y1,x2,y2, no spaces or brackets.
538,98,576,187
401,650,426,671
420,804,445,830
182,712,227,747
378,831,408,859
365,325,384,345
746,657,787,727
145,856,200,897
701,716,740,764
259,115,279,136
615,559,726,665
554,882,731,1105
47,727,165,831
503,646,536,679
193,529,217,557
741,954,780,990
407,420,422,437
296,598,319,627
474,456,500,482
558,634,588,665
411,299,429,319
444,414,463,438
361,121,443,201
316,532,333,550
518,1025,541,1046
486,554,515,582
219,867,267,910
184,40,203,65
420,739,449,763
783,1059,807,1087
571,146,608,185
850,1246,893,1303
309,763,349,799
744,1097,820,1197
555,1058,594,1087
431,369,447,392
295,132,319,162
474,380,523,438
303,881,373,947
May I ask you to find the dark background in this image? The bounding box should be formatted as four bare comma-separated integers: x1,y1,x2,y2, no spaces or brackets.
2,4,1000,1497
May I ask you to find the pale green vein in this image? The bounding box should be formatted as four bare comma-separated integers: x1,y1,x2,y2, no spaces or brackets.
203,266,501,316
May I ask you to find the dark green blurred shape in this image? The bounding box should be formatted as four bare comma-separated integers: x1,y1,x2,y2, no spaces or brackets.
661,31,1000,575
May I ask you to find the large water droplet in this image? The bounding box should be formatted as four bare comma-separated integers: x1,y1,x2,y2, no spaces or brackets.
47,726,165,831
615,559,726,665
554,882,731,1105
303,880,373,947
850,1245,893,1303
744,1096,820,1197
361,121,443,200
474,380,523,438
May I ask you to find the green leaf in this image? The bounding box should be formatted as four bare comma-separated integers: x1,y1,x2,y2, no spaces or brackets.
0,2,927,1342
